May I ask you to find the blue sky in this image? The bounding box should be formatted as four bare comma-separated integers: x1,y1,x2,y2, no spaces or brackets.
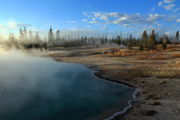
0,0,179,38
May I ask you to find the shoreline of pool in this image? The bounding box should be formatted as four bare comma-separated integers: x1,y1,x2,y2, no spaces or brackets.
50,58,140,120
84,64,140,120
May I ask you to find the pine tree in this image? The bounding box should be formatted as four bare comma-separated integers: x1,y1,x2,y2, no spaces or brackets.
129,34,132,40
127,34,133,49
56,30,60,45
48,26,54,42
84,36,87,44
19,28,24,41
56,30,60,41
35,32,41,43
116,35,121,45
148,30,157,50
24,27,27,40
101,38,104,45
175,30,179,44
29,31,33,41
162,34,168,49
139,42,144,51
142,30,148,48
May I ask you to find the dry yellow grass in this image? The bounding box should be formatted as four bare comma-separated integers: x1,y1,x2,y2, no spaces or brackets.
136,54,172,60
105,46,180,78
175,61,180,64
136,55,150,60
171,53,180,58
150,55,172,60
107,50,137,57
104,63,180,79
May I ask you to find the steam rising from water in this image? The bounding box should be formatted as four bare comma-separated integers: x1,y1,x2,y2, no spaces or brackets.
0,49,135,120
0,49,61,115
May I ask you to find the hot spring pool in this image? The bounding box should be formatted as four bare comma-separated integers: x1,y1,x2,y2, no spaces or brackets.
0,52,135,120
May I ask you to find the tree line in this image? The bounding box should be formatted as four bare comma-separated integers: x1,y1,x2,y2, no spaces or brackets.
1,26,179,50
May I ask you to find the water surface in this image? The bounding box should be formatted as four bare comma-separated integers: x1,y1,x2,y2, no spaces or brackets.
0,51,135,120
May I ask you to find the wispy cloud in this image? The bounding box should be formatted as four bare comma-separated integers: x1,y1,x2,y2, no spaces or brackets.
82,19,88,22
17,24,32,28
177,19,180,22
158,0,177,10
0,21,35,37
0,21,33,30
83,12,177,26
67,20,77,24
164,4,176,10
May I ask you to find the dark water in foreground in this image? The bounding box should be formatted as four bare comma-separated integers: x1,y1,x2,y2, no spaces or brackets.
0,56,135,120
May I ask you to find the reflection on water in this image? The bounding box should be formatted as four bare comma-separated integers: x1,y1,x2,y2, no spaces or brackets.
0,50,135,120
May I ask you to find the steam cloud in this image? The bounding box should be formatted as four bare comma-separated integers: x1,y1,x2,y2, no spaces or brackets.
0,49,134,120
0,49,64,116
